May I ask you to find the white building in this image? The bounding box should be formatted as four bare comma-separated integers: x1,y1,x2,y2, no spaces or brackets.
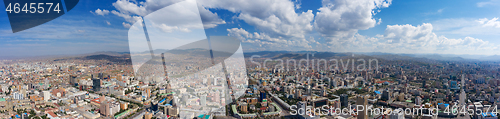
390,109,404,119
415,96,422,105
43,91,51,102
13,92,24,100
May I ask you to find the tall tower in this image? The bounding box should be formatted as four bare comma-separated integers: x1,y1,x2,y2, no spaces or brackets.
223,62,236,104
340,94,348,108
461,74,465,90
297,101,307,116
69,75,77,86
459,74,466,106
357,95,368,119
295,89,302,99
161,53,171,94
93,78,101,92
200,94,207,106
307,85,312,95
100,95,108,116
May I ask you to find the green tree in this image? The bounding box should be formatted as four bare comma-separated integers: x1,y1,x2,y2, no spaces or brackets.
41,114,48,119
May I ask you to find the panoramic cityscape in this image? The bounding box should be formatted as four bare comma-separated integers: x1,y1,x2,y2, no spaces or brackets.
0,50,498,119
1,0,500,119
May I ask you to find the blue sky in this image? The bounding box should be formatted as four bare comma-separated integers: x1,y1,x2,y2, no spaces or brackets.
1,0,500,57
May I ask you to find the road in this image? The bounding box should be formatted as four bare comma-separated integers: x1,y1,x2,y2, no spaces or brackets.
129,105,151,119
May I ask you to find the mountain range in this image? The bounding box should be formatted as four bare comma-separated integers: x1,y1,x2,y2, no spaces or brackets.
4,50,500,62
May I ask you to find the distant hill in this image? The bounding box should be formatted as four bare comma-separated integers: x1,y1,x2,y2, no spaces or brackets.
53,53,131,64
135,48,237,58
480,55,500,61
80,54,131,63
6,50,500,63
84,51,130,56
356,52,500,61
243,51,500,63
244,51,349,59
409,54,465,61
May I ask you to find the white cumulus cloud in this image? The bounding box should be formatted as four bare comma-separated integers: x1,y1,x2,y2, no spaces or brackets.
374,23,498,54
314,0,391,43
122,22,131,28
103,0,225,29
477,17,500,28
91,8,110,16
227,28,313,51
200,0,316,49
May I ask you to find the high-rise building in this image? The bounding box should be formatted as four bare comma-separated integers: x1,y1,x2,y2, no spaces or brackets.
98,73,104,80
109,101,120,116
44,79,50,89
473,102,484,119
166,105,179,117
313,98,328,108
213,92,220,103
333,100,341,109
213,78,218,86
93,78,101,92
331,79,337,88
297,101,307,115
307,85,312,95
240,102,248,113
100,95,109,116
461,74,466,89
415,96,422,105
108,86,115,95
70,75,78,86
43,91,50,102
398,93,405,101
151,101,158,112
390,109,404,119
382,90,391,101
268,104,276,112
69,65,76,71
120,102,128,110
357,95,368,119
295,89,302,99
164,105,170,116
13,92,23,100
172,96,178,106
200,94,207,106
460,74,467,107
146,88,151,99
422,80,426,88
144,111,152,119
476,78,485,84
73,97,78,104
182,94,189,105
259,91,267,102
340,94,348,108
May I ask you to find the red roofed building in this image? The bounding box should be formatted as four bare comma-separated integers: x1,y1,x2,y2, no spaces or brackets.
51,88,66,97
47,112,58,118
90,98,101,107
